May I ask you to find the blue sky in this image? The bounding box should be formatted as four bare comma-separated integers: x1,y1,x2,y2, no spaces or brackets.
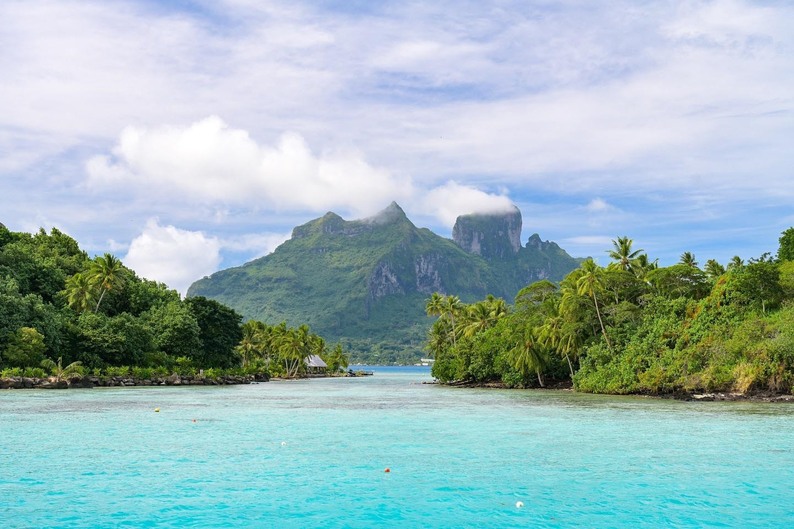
1,0,792,294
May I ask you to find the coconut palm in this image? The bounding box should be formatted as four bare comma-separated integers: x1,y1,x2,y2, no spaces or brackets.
425,292,445,317
508,327,546,387
608,236,644,272
704,259,726,280
633,253,659,282
576,259,612,350
537,310,582,379
325,344,349,374
236,321,268,367
679,252,698,269
65,272,95,313
727,255,744,271
89,253,126,312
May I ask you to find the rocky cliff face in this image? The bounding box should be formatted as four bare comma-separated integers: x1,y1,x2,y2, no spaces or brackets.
452,206,522,259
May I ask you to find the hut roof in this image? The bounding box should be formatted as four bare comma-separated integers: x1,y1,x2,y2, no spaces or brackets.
305,355,327,368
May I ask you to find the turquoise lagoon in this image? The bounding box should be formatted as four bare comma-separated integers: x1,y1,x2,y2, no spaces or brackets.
2,366,793,528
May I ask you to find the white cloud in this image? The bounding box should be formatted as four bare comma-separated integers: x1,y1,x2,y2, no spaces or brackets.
86,115,517,228
585,198,613,213
2,0,793,271
419,181,514,226
87,116,413,217
124,220,221,296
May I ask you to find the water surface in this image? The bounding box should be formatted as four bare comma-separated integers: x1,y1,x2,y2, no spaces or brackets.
2,366,793,528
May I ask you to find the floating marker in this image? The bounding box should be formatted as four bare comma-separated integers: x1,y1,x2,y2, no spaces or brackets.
192,419,197,423
281,441,287,446
515,501,524,509
384,468,391,473
154,408,160,413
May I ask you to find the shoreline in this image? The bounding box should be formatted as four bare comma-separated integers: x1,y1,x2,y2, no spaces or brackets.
0,373,269,390
431,380,794,402
0,369,374,390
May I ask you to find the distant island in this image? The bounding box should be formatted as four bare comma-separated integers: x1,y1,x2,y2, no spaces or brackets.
187,202,581,364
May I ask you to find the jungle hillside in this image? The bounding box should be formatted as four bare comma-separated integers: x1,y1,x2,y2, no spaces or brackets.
0,225,348,382
427,230,794,396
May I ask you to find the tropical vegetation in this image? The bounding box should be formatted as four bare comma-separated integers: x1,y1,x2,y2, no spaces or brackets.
428,229,794,395
0,225,348,382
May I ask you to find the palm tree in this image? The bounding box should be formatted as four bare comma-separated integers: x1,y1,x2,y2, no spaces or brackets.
633,253,659,283
89,253,126,312
608,236,643,272
236,321,267,367
459,295,508,339
279,324,314,378
576,259,612,350
41,357,83,382
441,295,463,346
679,252,698,269
704,259,726,280
727,256,744,271
508,327,546,387
425,292,445,317
65,272,95,313
325,344,349,374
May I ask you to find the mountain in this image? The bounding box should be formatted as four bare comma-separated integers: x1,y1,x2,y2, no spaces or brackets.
187,202,582,363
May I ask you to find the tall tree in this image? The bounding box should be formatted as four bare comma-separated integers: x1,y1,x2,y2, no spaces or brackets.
608,236,644,272
727,255,745,270
508,327,546,387
89,253,126,312
704,259,726,280
576,259,612,350
679,252,698,269
65,272,95,313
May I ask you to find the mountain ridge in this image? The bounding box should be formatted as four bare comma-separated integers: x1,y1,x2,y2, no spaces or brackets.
187,203,582,362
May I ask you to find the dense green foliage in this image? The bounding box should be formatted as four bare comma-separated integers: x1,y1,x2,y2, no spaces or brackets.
188,203,581,362
429,232,794,395
0,225,348,380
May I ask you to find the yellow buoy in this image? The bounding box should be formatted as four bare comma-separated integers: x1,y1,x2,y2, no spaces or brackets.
154,408,160,412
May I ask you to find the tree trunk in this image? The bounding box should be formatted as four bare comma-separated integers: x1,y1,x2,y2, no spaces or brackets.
592,291,612,350
565,353,574,379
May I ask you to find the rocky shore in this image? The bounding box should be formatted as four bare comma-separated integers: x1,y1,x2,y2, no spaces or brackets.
0,372,269,390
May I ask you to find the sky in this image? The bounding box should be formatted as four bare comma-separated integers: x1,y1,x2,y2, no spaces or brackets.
1,0,792,295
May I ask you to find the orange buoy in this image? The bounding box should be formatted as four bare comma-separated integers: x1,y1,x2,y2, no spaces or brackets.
384,468,391,473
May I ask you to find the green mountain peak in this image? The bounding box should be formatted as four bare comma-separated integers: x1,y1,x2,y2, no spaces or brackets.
187,204,581,362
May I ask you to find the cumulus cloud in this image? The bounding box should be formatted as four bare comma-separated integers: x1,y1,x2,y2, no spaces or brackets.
87,116,414,216
419,181,514,226
124,220,221,296
86,116,514,228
